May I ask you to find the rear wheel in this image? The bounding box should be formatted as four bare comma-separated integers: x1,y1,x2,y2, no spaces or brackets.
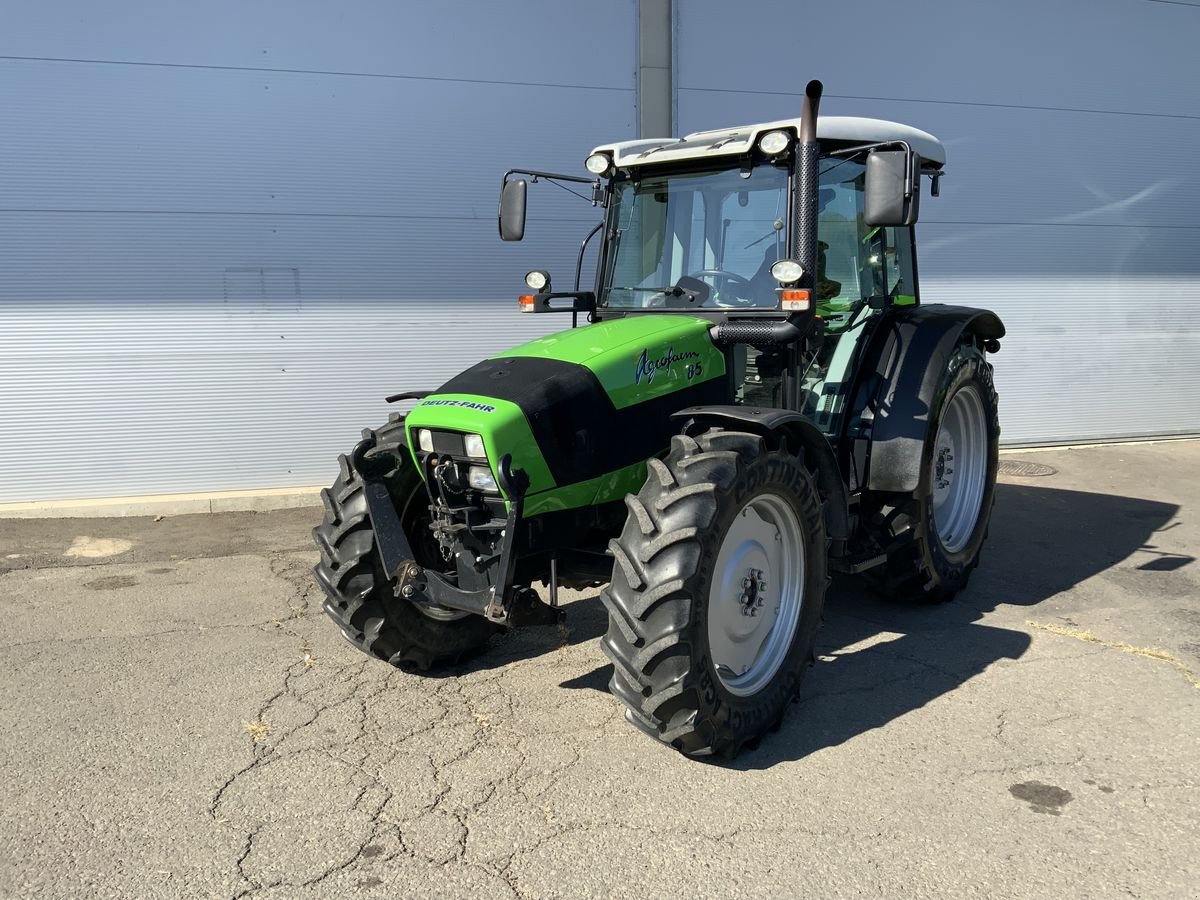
312,415,498,670
865,341,1000,601
600,430,828,758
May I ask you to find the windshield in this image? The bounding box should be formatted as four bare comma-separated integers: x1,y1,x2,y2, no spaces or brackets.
602,163,789,310
600,158,909,320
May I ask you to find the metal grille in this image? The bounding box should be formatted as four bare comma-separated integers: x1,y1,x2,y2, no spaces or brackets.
998,460,1057,477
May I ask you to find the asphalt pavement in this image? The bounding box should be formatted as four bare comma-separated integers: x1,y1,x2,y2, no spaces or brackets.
1,440,1197,899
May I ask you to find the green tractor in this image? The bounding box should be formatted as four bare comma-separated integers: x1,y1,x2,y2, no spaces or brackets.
312,81,1003,758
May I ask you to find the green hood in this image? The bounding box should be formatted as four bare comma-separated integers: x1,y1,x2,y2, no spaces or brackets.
501,315,724,408
404,315,728,511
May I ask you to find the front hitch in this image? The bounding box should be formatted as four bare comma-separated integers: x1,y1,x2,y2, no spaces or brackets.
352,435,560,627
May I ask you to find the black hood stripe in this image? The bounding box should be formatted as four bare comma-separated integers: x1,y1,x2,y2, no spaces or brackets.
438,356,728,488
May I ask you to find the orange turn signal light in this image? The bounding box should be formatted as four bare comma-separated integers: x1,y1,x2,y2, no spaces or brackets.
518,293,536,312
778,288,811,311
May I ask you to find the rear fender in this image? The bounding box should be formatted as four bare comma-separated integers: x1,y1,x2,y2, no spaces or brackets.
860,304,1004,494
671,405,851,550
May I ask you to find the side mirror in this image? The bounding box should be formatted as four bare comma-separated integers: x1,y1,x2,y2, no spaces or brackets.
864,150,920,227
499,178,527,241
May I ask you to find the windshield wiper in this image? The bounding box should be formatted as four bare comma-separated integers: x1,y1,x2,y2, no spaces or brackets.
611,285,696,297
744,220,786,251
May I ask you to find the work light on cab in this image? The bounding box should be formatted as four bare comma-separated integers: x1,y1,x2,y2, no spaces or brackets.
584,153,612,175
769,259,810,311
757,130,791,155
770,259,804,285
524,270,551,292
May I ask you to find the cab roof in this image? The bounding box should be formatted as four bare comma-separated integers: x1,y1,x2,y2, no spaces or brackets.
592,116,946,170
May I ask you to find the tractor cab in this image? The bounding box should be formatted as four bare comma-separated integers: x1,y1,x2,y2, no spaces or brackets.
502,114,946,440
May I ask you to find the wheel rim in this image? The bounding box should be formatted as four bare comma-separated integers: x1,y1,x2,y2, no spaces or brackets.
707,491,806,697
930,384,988,554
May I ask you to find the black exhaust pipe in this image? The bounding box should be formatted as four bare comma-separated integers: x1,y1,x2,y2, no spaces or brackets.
714,79,822,346
793,79,823,301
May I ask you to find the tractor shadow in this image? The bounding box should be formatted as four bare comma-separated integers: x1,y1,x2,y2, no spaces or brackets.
552,482,1183,768
728,482,1184,769
449,589,611,678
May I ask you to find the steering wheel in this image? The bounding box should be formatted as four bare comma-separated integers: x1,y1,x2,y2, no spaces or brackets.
687,269,758,308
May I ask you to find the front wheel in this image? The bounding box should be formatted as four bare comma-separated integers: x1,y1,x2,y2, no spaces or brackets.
312,416,498,670
865,341,1000,601
600,430,828,758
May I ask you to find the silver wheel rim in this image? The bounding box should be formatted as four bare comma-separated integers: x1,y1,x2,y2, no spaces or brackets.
707,491,805,697
931,384,988,554
413,596,469,622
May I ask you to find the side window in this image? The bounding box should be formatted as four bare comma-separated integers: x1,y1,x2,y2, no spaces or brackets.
817,160,917,317
609,187,664,291
863,225,915,302
805,158,920,436
815,173,861,306
864,226,897,297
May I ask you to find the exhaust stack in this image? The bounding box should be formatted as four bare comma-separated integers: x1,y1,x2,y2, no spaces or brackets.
792,79,823,297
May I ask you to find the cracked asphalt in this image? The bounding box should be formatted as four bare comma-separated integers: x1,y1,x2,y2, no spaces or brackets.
1,440,1198,899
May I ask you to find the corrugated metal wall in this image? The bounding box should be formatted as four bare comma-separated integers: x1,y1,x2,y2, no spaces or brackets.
4,0,1198,504
0,1,635,502
676,0,1200,445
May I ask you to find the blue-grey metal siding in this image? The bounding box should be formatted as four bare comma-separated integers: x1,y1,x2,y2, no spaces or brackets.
0,1,636,501
676,0,1200,445
5,0,1198,504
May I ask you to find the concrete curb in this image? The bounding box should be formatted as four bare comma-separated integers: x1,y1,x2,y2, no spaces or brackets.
2,438,1194,519
999,437,1197,454
0,486,324,519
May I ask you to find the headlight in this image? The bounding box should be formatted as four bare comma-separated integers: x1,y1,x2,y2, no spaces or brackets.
468,465,498,492
417,429,434,452
524,270,550,292
757,130,791,155
770,259,805,284
585,153,612,175
463,433,487,459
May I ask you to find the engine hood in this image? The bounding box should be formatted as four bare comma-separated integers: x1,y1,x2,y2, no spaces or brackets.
501,315,724,408
404,315,729,506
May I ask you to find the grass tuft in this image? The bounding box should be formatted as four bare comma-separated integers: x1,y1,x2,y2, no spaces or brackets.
243,718,271,742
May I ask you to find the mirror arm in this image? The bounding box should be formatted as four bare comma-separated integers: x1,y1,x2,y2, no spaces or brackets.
503,167,595,186
828,140,931,199
902,141,915,201
500,168,600,210
823,141,894,158
503,167,601,206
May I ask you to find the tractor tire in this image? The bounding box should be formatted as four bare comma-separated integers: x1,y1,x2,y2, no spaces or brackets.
312,414,498,671
865,341,1000,602
600,429,828,758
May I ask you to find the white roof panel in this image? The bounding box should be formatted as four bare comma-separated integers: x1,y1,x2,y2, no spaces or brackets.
593,116,946,169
